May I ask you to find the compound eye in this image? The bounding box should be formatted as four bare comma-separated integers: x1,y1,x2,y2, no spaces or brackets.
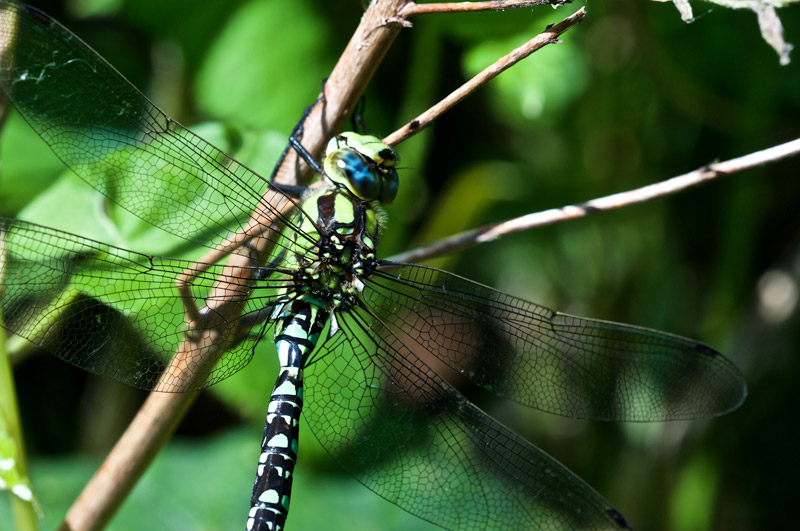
379,169,399,204
332,150,381,200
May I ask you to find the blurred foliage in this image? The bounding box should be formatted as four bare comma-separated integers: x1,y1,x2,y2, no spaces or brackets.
1,0,799,530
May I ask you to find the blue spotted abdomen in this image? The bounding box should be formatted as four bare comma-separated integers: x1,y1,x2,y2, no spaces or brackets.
247,297,327,531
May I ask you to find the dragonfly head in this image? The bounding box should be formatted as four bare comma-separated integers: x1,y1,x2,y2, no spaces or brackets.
323,132,399,204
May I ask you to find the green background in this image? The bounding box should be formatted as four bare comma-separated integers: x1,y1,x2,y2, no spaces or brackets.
1,0,799,529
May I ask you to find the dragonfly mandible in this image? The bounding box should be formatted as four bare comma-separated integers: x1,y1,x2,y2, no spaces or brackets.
0,2,747,529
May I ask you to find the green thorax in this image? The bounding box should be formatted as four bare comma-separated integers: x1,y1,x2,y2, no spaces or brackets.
279,133,399,310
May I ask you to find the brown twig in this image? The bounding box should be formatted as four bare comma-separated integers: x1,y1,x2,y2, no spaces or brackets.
399,0,568,16
270,1,414,187
383,6,586,146
389,137,800,264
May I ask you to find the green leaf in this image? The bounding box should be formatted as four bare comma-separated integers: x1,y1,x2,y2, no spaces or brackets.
463,29,588,124
195,0,331,130
0,112,64,217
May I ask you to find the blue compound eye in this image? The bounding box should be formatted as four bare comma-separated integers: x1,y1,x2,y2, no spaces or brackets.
333,150,381,200
323,133,401,204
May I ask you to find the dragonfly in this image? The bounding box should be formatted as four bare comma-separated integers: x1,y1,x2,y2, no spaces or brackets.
0,2,747,530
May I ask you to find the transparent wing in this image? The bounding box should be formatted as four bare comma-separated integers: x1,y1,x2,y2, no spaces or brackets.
0,217,287,391
303,306,629,531
0,1,316,257
361,262,746,422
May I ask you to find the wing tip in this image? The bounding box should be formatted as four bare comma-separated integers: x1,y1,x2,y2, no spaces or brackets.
693,342,721,357
607,507,631,529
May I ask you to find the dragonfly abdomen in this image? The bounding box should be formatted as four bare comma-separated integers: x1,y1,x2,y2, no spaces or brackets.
247,297,327,531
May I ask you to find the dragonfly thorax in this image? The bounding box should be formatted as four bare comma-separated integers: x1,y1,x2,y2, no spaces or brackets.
282,183,384,312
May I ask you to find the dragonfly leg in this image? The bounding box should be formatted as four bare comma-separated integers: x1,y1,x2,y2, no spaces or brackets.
350,94,369,134
269,87,327,183
249,249,289,283
287,136,325,175
268,181,309,198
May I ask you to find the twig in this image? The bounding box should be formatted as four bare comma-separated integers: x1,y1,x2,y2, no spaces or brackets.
270,1,412,186
398,0,567,16
384,7,586,146
389,137,800,264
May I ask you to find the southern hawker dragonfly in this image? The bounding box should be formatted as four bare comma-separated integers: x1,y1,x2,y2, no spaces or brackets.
0,2,746,529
